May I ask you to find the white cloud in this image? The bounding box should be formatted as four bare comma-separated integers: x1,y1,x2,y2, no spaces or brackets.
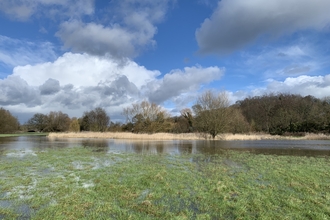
56,21,137,58
265,75,330,98
3,53,160,121
0,1,172,59
0,75,41,107
56,1,171,58
12,53,159,88
1,53,221,122
230,74,330,101
196,0,330,54
147,65,224,103
226,75,330,107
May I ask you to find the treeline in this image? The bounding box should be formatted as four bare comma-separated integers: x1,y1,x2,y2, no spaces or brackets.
1,92,330,137
237,93,330,135
25,107,109,132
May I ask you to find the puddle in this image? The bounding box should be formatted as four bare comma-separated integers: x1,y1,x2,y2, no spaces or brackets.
223,159,243,169
82,181,95,188
38,167,55,175
71,161,84,170
6,150,37,158
0,200,11,208
137,189,150,201
0,200,32,220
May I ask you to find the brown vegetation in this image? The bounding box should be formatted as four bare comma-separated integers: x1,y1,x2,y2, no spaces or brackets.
47,132,330,140
0,108,20,133
122,101,170,133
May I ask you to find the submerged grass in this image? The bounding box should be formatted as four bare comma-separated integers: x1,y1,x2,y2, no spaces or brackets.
0,147,329,219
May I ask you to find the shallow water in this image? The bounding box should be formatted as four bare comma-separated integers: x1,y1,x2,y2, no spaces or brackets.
1,136,330,157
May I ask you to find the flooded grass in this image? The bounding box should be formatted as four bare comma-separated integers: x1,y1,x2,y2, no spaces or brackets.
0,147,329,219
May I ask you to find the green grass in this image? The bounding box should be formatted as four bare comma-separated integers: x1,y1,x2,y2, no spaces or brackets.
0,147,329,219
0,133,48,138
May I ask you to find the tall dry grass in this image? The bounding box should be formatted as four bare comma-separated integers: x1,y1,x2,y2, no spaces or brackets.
48,132,330,140
48,132,204,140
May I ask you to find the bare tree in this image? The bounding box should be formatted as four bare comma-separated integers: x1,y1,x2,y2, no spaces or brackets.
123,101,165,123
46,111,71,132
122,101,170,133
193,90,230,138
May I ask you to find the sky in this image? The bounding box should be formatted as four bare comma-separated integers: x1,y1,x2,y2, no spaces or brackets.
1,0,330,123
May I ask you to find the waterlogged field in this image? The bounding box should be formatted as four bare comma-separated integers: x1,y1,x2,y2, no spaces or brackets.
0,147,330,219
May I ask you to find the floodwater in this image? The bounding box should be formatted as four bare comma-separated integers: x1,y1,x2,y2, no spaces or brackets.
1,136,330,157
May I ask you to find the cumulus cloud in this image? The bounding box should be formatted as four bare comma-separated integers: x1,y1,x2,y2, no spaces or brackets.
1,52,221,122
264,75,330,98
147,65,224,103
0,75,40,106
227,75,330,107
1,0,172,59
0,0,94,21
12,53,160,88
196,0,330,54
39,78,60,95
56,21,137,57
56,1,171,58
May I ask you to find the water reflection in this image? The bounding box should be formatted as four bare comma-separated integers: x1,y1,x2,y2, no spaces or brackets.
107,140,195,154
1,136,330,157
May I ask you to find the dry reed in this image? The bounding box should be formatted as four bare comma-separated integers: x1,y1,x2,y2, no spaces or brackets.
48,132,330,140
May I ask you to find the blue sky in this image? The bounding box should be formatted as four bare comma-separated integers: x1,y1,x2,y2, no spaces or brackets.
1,0,330,123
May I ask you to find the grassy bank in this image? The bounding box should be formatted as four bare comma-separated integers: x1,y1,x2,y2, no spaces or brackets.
0,133,48,138
0,147,329,219
48,131,330,141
